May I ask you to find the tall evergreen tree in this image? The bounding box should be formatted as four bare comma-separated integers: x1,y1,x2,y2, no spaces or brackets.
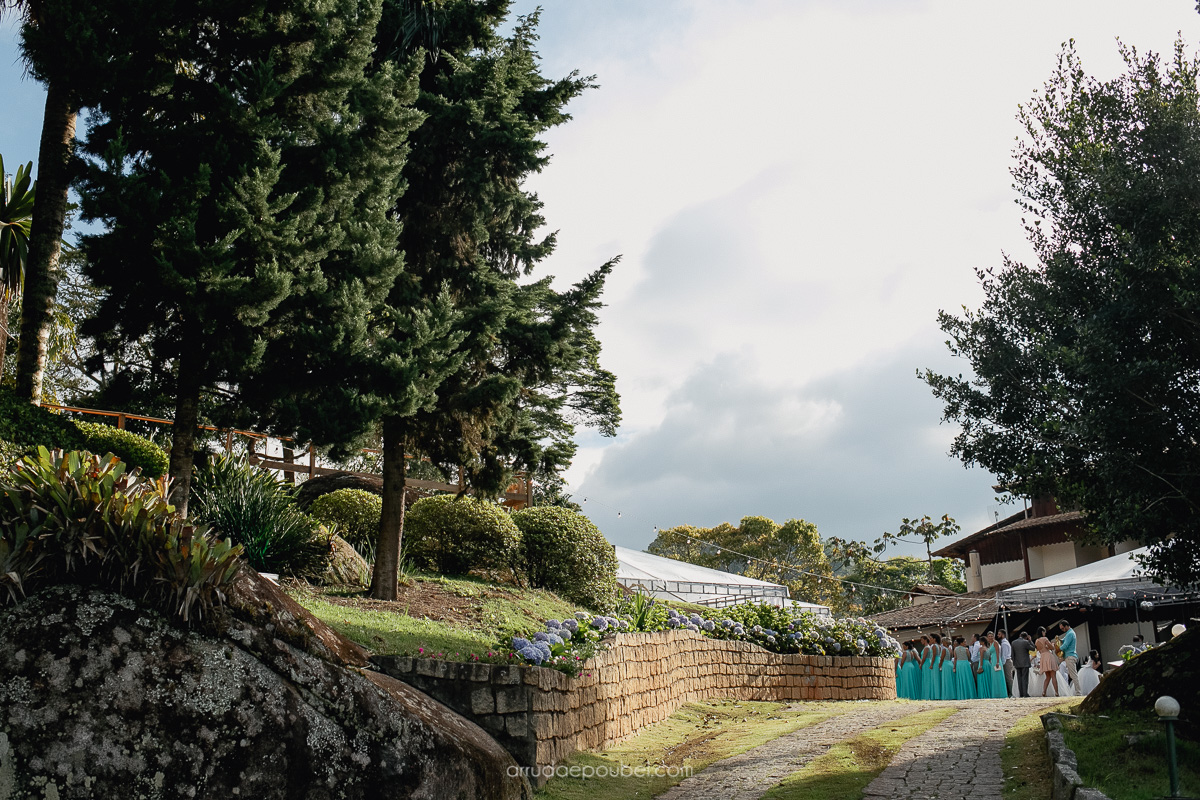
365,4,621,599
49,0,418,513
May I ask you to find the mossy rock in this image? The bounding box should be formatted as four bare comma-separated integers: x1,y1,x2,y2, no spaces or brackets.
1080,626,1198,739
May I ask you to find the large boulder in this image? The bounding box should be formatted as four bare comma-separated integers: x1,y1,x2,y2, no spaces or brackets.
0,584,531,799
1080,625,1198,739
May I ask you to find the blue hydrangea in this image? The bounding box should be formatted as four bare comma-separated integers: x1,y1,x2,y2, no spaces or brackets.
533,631,551,643
534,641,552,661
832,642,842,652
667,609,680,618
512,636,532,651
702,620,716,632
576,611,590,621
763,629,777,637
557,627,573,641
546,619,562,630
667,618,681,629
546,633,564,646
592,616,609,631
824,636,835,643
721,619,734,629
733,625,745,636
753,625,763,635
562,618,579,632
766,635,776,645
688,614,702,625
518,645,544,665
857,638,868,651
618,619,631,631
685,623,700,633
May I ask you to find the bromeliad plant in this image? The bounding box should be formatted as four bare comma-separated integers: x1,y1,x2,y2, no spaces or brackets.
0,447,243,621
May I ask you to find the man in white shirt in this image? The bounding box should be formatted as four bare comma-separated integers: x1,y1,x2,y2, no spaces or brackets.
970,633,982,667
996,629,1014,696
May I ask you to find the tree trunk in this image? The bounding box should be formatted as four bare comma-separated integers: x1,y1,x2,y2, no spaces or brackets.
0,295,11,370
15,81,77,405
370,414,408,601
168,344,203,516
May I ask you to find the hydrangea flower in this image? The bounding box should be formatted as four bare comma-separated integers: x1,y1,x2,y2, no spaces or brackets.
533,631,551,643
617,619,631,631
832,642,842,652
766,635,776,645
688,614,702,625
752,625,763,635
576,611,591,621
667,618,681,629
518,645,544,664
702,620,716,632
545,633,564,646
546,619,562,630
592,616,609,631
721,619,734,629
562,618,579,632
685,623,700,633
557,627,573,642
512,637,532,651
857,638,868,652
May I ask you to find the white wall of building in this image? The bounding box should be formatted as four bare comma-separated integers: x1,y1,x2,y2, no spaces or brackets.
982,560,1025,589
1029,542,1077,580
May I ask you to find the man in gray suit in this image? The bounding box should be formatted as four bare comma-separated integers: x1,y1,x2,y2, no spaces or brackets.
1011,631,1037,697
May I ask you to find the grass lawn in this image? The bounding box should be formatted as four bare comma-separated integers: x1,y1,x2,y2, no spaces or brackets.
1062,711,1200,800
287,574,578,656
534,699,847,800
1001,702,1074,800
759,706,958,800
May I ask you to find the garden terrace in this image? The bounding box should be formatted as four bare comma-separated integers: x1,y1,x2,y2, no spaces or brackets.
372,629,895,783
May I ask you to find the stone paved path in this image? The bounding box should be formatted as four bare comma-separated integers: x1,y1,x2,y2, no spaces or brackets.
863,698,1060,800
656,698,1059,800
656,702,935,800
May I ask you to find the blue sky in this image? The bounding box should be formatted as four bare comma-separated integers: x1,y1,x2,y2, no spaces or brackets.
4,2,1199,558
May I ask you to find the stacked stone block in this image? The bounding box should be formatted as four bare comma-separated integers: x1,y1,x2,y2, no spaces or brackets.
372,630,896,781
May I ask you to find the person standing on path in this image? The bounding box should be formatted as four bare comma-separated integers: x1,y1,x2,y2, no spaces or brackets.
996,630,1015,696
1057,620,1079,696
969,633,982,693
985,632,1008,699
939,634,956,700
953,636,976,699
1036,631,1061,697
898,640,920,699
976,635,997,698
925,635,943,700
1011,631,1037,697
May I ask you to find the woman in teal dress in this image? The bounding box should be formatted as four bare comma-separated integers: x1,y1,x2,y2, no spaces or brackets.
939,636,956,700
988,636,1009,698
977,639,998,698
953,636,977,700
898,641,919,699
915,636,929,699
923,636,942,700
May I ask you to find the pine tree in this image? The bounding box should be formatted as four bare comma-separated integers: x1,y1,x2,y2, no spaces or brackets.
61,0,415,513
365,4,621,599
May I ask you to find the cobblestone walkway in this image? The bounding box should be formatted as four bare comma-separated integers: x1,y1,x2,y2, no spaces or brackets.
656,702,935,800
863,698,1059,800
656,698,1059,800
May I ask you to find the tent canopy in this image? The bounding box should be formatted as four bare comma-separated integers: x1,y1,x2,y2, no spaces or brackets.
996,547,1184,606
615,545,830,614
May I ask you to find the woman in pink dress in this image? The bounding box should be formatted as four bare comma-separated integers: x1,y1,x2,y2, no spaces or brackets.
1035,633,1061,696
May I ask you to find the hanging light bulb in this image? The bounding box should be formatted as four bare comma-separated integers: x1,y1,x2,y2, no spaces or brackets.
617,511,622,518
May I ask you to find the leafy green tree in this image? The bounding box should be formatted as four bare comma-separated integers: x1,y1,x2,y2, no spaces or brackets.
874,514,961,582
0,156,34,369
841,555,965,616
649,515,839,607
923,40,1200,588
363,3,620,600
56,0,419,513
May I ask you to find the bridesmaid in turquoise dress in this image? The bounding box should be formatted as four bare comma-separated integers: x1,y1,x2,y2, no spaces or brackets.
898,641,919,699
915,636,930,699
924,636,942,700
988,636,1009,698
977,640,998,698
953,637,976,699
939,635,956,700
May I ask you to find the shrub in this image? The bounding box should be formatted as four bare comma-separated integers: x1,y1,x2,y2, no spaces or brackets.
0,387,84,452
0,448,243,621
309,488,382,561
74,420,169,478
512,506,618,612
189,455,330,578
404,494,521,576
0,440,25,470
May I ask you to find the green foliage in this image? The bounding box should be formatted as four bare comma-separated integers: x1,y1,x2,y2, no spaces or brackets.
0,155,34,294
189,455,329,578
0,386,84,452
833,553,964,616
615,588,667,632
874,514,961,582
404,494,522,577
649,515,840,609
512,505,618,612
0,440,23,469
922,40,1200,588
309,489,383,561
74,420,168,478
0,448,242,621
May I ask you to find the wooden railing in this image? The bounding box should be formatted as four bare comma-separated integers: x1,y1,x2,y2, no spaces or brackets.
42,403,534,509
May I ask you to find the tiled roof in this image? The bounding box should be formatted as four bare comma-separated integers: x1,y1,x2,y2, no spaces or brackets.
910,583,956,597
868,579,1027,631
932,510,1085,558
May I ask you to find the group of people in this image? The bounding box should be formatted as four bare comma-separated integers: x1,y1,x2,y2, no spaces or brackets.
895,620,1101,700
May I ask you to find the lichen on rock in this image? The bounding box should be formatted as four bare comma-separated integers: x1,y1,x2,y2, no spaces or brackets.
0,583,530,800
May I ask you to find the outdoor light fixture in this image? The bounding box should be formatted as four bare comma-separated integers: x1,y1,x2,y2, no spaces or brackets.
1154,696,1188,798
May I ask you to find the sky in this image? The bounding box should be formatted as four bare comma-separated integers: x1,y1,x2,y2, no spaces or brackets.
3,2,1200,558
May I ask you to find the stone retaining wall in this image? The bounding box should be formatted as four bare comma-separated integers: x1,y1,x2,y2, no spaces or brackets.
371,630,895,778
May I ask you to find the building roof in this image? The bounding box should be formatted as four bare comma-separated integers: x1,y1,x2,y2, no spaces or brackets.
868,579,1026,632
932,510,1085,560
909,583,957,597
614,546,831,613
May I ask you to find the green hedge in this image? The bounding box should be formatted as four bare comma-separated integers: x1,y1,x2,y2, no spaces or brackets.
404,495,522,576
0,388,85,452
308,488,382,561
74,421,169,478
512,506,617,612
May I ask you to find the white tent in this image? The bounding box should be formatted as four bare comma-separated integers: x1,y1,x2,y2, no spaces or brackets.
996,547,1178,606
614,545,830,614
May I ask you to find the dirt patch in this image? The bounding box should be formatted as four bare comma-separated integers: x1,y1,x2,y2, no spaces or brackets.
661,730,727,766
289,580,483,626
